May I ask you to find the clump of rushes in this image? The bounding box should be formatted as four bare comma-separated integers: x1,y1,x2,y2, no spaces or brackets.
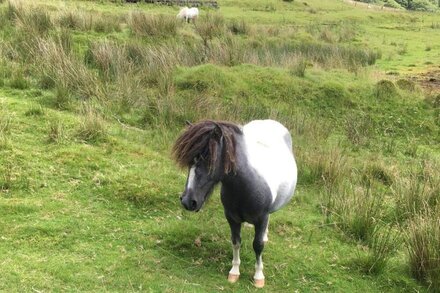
25,104,45,117
0,110,12,149
128,11,177,38
393,161,440,222
406,207,440,289
324,183,384,243
357,225,398,275
75,104,107,143
47,118,66,144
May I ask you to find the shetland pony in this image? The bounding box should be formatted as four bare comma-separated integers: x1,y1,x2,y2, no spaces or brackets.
176,7,199,23
173,120,297,288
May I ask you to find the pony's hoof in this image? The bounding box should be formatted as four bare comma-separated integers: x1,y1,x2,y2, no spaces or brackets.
254,278,265,288
228,274,239,283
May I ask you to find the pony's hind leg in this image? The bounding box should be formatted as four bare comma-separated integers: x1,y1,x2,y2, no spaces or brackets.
253,215,269,288
227,217,242,283
263,215,270,243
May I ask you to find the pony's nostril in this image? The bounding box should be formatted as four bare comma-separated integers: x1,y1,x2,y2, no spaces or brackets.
191,200,197,210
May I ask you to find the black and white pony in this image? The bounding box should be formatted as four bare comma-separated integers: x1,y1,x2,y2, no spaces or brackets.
173,120,297,288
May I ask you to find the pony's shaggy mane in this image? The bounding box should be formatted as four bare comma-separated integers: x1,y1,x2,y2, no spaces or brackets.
172,120,242,174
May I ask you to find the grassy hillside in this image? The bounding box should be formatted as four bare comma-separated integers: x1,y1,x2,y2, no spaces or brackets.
0,0,439,291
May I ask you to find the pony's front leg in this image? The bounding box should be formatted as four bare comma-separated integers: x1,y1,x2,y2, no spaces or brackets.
226,217,241,283
253,216,269,288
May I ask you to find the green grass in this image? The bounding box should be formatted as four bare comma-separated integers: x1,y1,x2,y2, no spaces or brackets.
0,0,439,291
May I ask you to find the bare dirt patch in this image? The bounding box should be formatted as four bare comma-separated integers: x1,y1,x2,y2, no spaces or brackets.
410,70,440,93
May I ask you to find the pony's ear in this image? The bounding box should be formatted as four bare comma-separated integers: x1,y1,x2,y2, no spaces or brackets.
185,120,193,126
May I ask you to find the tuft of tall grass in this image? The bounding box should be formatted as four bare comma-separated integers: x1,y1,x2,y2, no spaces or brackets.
207,34,245,66
128,11,177,38
34,38,102,100
375,80,398,99
58,10,92,31
237,40,380,71
0,161,13,191
356,225,398,275
6,0,23,21
362,161,394,187
47,118,66,144
301,147,348,189
195,12,225,56
85,40,126,81
323,183,384,243
392,161,440,222
53,86,72,110
289,55,308,77
76,104,107,143
345,112,374,147
57,29,73,54
9,69,29,89
406,207,440,289
93,14,121,33
15,8,53,36
228,19,251,35
0,110,12,150
25,104,45,117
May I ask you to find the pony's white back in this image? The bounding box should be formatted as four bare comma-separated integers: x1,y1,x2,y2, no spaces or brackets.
176,7,199,20
176,7,189,19
243,120,297,211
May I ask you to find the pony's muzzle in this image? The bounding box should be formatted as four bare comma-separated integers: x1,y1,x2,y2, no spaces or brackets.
180,192,198,211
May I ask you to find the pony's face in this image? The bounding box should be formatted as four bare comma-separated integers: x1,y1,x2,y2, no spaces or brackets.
180,156,222,212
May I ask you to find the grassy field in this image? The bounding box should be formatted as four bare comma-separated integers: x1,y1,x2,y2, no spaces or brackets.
0,0,439,291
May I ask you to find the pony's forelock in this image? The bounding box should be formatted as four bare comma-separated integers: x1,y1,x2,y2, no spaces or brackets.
172,120,242,174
